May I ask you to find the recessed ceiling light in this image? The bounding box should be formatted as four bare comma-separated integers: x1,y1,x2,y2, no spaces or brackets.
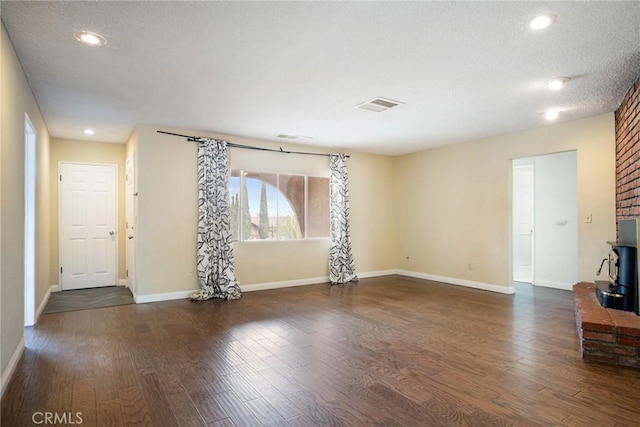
546,77,569,91
544,109,559,121
83,128,95,135
75,31,106,46
527,13,557,30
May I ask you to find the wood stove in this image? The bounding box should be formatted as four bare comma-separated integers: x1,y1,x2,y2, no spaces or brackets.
596,219,640,315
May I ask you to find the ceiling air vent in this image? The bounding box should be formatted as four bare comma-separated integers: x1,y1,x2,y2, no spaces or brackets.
357,97,403,112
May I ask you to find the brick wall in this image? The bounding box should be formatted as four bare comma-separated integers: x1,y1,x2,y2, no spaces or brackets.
616,76,640,222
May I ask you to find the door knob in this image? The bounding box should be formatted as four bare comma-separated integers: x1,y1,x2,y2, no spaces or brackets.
128,236,134,240
109,231,115,236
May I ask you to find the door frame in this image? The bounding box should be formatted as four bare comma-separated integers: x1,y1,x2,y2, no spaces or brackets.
511,151,579,290
511,161,535,285
125,155,136,295
58,161,119,290
24,114,36,326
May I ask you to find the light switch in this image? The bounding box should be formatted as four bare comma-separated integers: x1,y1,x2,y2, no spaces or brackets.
585,213,593,223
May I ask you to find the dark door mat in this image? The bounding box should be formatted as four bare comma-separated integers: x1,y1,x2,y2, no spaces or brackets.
42,286,135,314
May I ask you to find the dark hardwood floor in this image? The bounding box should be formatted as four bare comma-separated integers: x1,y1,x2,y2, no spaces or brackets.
3,276,640,426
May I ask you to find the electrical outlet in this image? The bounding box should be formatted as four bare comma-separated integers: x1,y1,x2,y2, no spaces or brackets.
585,213,593,223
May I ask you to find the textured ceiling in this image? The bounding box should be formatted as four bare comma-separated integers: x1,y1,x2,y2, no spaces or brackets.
1,1,639,155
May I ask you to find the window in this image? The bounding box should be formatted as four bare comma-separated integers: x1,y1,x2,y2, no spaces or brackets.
229,170,329,241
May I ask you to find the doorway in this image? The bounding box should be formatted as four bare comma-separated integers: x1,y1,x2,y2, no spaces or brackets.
24,115,36,326
512,151,578,290
512,164,534,283
58,162,118,290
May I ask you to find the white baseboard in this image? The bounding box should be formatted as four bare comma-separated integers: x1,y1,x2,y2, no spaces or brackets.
131,270,400,303
395,269,515,294
241,270,400,292
118,279,127,287
34,285,58,323
241,276,329,292
52,284,60,292
357,269,397,279
533,279,573,291
1,337,25,398
134,290,195,304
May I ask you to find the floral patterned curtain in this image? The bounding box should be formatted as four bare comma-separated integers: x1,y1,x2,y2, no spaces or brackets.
191,139,242,300
329,153,358,284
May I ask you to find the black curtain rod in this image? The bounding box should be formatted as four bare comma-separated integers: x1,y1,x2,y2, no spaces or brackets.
156,130,349,158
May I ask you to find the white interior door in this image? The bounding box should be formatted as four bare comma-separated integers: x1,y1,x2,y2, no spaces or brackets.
125,156,136,292
59,163,117,290
513,164,534,283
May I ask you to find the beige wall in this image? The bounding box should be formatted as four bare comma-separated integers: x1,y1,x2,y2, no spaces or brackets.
133,124,397,295
395,113,616,288
348,151,397,274
135,125,198,295
49,138,126,286
1,23,51,378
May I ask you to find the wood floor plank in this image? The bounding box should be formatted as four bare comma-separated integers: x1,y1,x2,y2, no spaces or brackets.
207,418,236,427
285,413,317,427
3,277,640,426
164,391,207,427
71,377,97,426
243,397,289,426
211,390,262,427
188,388,228,424
219,372,262,402
113,355,139,389
287,392,345,426
43,367,74,415
94,355,120,403
138,372,180,426
245,376,302,420
258,368,302,396
118,385,154,426
0,361,31,426
97,399,125,427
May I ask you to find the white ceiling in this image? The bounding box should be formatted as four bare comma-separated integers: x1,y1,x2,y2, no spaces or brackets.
2,1,639,155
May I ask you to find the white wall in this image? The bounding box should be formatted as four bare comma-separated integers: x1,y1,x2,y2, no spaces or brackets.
514,151,578,289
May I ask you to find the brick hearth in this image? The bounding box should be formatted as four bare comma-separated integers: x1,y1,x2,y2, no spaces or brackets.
573,282,640,368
